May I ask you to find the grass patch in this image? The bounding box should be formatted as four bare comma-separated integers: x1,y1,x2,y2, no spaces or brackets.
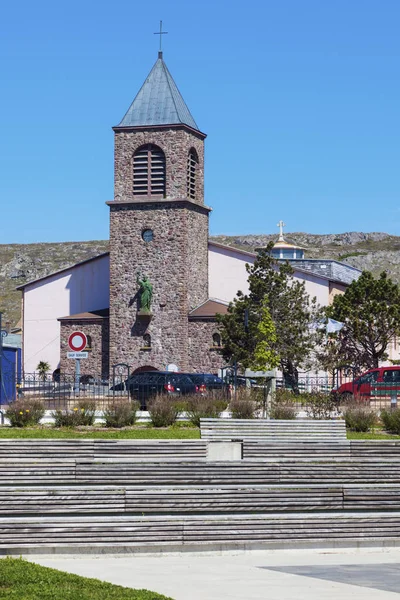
338,251,368,260
0,557,173,599
0,425,200,439
347,431,400,440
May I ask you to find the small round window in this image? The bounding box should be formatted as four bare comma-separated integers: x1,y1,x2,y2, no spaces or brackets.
142,229,154,242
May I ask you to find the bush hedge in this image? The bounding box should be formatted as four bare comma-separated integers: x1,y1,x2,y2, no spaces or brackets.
343,402,377,432
229,396,257,419
147,396,179,427
103,400,139,428
53,399,96,427
185,393,228,427
381,408,400,435
5,399,45,427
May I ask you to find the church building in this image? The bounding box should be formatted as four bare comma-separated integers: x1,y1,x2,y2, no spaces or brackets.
18,52,361,378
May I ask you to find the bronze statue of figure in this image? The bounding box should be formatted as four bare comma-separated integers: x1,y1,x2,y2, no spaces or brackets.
136,273,153,312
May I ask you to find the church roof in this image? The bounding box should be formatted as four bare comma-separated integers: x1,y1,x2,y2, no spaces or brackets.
273,240,306,250
189,299,229,320
58,308,109,322
117,53,199,131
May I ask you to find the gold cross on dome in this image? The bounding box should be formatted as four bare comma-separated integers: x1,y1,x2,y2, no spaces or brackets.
277,220,286,241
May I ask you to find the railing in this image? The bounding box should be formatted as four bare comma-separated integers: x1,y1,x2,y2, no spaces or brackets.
1,372,229,410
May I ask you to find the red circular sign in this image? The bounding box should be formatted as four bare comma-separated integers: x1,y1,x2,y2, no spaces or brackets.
68,331,87,352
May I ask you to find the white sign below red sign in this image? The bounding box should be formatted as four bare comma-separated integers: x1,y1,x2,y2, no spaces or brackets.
68,331,87,352
67,351,88,359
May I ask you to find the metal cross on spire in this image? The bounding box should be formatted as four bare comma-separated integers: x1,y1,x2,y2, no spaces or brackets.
277,220,286,241
154,20,168,55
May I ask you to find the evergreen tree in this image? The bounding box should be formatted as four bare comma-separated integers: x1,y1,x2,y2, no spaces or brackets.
324,271,400,369
218,244,319,391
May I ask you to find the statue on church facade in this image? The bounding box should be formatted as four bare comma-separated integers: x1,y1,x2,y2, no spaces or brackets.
136,273,153,313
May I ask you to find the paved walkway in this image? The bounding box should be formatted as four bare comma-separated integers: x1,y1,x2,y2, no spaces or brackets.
27,548,400,599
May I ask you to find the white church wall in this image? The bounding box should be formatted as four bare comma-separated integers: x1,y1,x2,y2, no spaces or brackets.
22,255,110,374
208,243,330,307
292,269,330,306
208,244,254,302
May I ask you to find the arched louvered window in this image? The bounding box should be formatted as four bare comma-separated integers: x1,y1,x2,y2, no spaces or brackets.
187,148,198,200
133,144,166,197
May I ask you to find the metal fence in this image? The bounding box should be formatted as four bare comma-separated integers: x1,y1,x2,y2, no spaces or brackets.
0,372,129,410
275,376,400,412
1,371,229,410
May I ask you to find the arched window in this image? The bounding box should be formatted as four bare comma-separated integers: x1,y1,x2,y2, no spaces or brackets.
212,333,221,347
187,148,198,200
133,144,166,197
86,335,92,350
143,334,151,348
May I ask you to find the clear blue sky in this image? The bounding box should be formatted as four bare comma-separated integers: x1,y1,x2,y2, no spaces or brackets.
1,0,399,244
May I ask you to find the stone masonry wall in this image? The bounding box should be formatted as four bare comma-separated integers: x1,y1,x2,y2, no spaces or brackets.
60,320,109,378
188,320,226,373
114,127,205,205
109,202,209,373
186,206,209,311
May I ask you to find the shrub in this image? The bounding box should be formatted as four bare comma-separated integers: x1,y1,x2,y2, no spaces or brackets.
381,408,400,435
270,403,297,419
302,390,340,420
343,402,377,432
5,399,45,427
273,388,296,404
269,389,297,419
229,396,257,419
103,400,139,428
52,399,96,427
184,393,228,427
147,396,179,427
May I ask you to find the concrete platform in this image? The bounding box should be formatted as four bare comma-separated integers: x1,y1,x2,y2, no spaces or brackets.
27,547,400,600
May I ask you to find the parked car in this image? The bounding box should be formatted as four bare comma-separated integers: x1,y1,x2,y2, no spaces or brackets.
111,371,197,409
333,366,400,399
182,373,225,394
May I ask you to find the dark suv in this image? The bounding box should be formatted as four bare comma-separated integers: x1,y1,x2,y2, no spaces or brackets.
113,371,197,409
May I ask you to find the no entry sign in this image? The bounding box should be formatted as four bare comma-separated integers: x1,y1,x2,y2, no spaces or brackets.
68,331,87,352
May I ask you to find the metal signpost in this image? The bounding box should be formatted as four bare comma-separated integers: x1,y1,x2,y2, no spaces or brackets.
67,332,87,394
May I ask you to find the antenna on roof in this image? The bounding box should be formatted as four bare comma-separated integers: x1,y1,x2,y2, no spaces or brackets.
154,20,168,58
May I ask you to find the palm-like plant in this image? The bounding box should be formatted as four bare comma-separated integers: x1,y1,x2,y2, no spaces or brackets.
36,361,51,382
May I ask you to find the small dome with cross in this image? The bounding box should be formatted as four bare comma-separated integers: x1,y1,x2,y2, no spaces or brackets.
271,221,305,260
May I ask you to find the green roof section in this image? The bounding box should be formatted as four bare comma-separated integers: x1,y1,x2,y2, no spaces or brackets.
117,53,199,131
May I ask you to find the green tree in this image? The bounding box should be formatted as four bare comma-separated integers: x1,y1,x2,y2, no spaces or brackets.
324,271,400,370
36,361,50,382
218,244,320,391
251,298,280,372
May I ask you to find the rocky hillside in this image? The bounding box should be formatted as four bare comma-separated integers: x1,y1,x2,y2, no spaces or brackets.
212,232,400,277
1,232,400,327
0,241,109,328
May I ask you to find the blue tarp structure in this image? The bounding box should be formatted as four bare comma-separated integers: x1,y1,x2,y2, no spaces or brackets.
0,346,22,405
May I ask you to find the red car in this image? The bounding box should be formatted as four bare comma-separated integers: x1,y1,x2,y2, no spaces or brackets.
334,366,400,399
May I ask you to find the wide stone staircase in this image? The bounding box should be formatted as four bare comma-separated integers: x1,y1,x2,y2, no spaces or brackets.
1,428,400,554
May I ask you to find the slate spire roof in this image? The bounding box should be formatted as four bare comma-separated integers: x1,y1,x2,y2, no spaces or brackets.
117,53,199,131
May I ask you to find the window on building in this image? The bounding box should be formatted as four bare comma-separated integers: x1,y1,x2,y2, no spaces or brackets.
212,333,221,347
143,334,151,348
86,335,92,349
133,144,166,197
187,148,198,200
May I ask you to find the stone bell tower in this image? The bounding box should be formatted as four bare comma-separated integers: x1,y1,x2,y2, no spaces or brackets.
107,51,211,372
